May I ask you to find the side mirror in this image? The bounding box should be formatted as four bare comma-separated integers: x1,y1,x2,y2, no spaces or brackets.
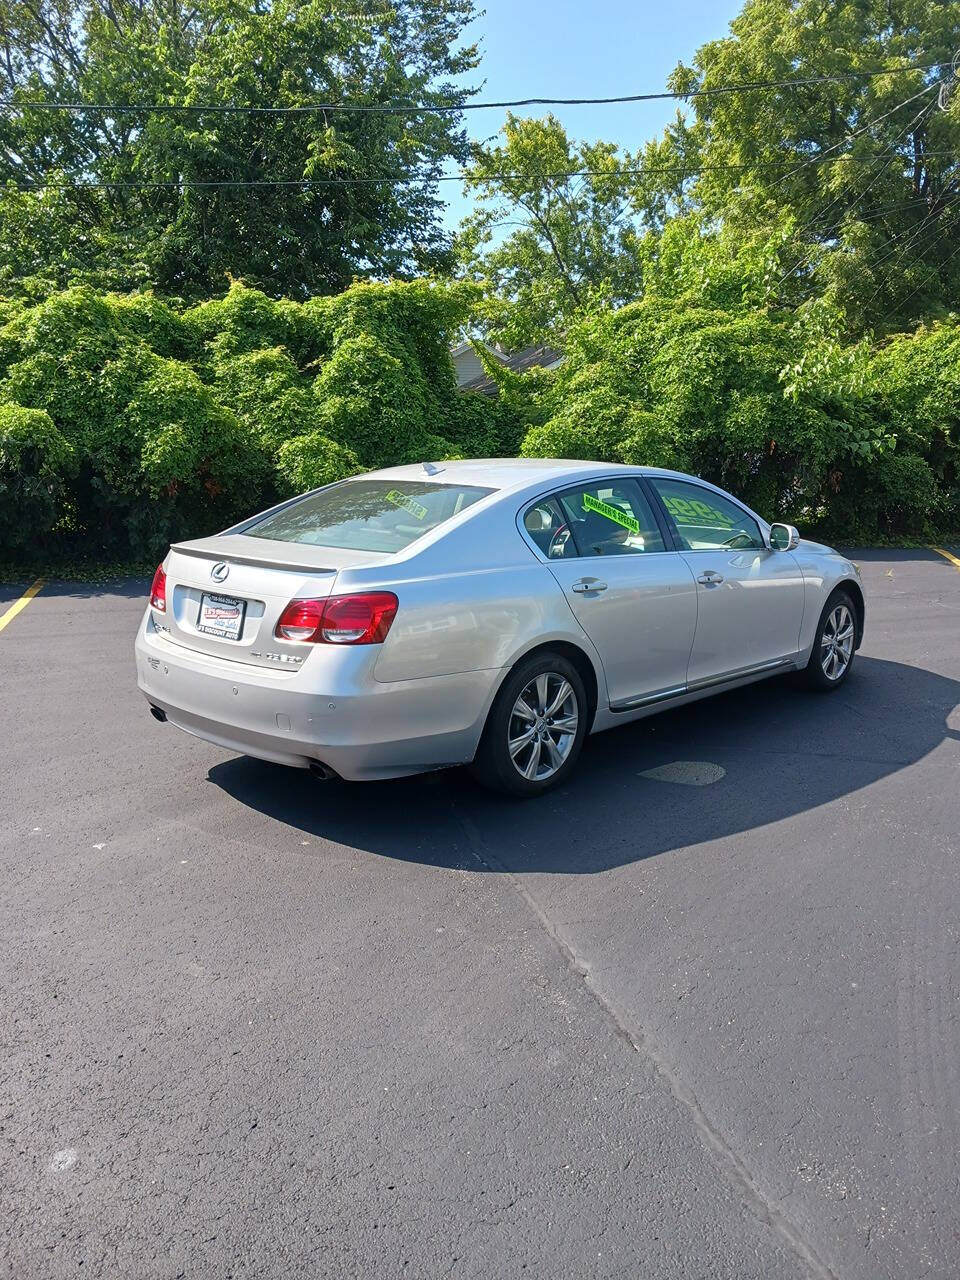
769,522,800,552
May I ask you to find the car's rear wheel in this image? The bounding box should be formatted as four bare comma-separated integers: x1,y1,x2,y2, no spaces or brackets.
471,652,588,796
804,590,857,690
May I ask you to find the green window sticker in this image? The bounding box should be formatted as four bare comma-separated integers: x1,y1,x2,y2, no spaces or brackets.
582,493,640,534
663,495,735,528
386,489,428,520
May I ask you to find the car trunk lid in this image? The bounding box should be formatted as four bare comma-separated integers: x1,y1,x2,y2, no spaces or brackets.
157,535,386,669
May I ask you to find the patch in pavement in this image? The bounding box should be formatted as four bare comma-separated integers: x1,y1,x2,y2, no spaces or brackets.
639,760,727,786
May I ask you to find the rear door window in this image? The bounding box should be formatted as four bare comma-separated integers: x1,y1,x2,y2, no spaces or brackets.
241,480,494,553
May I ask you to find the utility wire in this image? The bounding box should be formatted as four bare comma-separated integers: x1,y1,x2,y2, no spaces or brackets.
0,63,947,117
873,236,960,325
8,150,959,193
856,188,960,313
789,97,936,243
768,83,942,294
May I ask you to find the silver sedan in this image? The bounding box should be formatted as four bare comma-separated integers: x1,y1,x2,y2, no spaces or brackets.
135,459,865,796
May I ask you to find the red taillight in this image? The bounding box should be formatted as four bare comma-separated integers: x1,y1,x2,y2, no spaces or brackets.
149,563,166,612
274,598,324,642
275,592,398,645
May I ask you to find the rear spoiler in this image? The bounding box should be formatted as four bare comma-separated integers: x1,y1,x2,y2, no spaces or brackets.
170,543,338,575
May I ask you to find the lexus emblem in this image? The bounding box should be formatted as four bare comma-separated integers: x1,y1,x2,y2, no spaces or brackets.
210,561,230,583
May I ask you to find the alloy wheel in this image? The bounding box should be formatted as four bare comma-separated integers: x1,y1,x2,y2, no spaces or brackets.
820,603,855,681
508,673,580,782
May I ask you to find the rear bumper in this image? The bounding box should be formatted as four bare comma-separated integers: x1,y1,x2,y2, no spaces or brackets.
135,615,501,781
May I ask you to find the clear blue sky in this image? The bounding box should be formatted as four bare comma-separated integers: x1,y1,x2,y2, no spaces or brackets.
441,0,743,230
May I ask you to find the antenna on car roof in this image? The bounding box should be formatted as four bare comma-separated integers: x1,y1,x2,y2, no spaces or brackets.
421,461,444,475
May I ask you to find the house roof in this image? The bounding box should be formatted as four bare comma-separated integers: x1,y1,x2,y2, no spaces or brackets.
457,343,563,396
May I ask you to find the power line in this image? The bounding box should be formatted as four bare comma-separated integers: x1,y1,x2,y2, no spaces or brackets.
774,82,940,194
0,62,947,117
874,236,960,325
857,189,960,313
768,83,942,294
7,150,958,193
790,97,936,243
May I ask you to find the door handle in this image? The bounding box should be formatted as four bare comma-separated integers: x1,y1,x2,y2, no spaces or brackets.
572,579,608,593
697,570,724,585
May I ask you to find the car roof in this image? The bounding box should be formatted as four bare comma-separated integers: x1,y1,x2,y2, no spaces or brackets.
358,458,770,535
362,457,736,497
364,458,640,492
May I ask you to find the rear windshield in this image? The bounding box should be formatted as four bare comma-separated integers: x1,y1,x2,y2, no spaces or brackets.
243,479,495,553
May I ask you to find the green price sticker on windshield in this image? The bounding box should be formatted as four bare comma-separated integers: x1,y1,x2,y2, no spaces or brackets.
386,489,428,520
582,493,640,534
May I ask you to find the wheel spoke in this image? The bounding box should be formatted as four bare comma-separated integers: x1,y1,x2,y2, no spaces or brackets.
542,733,564,770
521,736,542,780
544,679,572,719
509,726,537,758
534,673,550,714
512,698,536,723
551,713,578,733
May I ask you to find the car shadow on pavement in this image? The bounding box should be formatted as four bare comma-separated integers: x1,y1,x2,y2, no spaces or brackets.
208,656,960,874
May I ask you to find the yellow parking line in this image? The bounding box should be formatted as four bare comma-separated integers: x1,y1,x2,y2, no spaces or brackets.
0,578,46,635
931,546,960,572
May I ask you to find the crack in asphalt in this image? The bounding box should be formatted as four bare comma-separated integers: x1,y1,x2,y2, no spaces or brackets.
454,809,839,1280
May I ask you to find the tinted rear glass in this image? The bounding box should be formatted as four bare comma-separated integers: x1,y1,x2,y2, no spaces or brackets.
243,480,495,553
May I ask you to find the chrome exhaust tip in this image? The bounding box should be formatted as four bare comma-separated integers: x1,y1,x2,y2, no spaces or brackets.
149,705,167,723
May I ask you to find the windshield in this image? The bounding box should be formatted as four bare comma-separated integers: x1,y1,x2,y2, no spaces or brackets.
242,479,495,553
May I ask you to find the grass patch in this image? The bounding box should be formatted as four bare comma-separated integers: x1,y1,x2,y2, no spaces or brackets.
0,557,154,585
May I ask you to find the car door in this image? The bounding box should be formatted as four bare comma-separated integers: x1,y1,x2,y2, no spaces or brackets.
647,476,806,687
523,478,698,708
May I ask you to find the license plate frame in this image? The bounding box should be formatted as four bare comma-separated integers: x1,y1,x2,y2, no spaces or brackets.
197,592,246,641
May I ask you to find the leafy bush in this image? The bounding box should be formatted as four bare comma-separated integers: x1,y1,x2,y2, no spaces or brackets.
184,283,307,360
0,279,481,561
0,278,955,567
518,300,957,539
442,390,527,457
276,432,361,493
129,361,267,540
0,404,74,549
211,347,324,454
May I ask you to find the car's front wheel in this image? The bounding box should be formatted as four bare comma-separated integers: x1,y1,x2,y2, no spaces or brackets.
471,652,589,796
804,590,858,690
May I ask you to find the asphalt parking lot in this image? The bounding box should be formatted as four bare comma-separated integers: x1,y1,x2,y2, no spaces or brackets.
2,549,959,1279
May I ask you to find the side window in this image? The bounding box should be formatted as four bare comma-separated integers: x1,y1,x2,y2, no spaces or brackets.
555,481,666,557
650,478,763,551
523,497,578,560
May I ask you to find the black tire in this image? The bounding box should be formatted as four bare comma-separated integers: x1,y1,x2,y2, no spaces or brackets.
471,651,589,797
804,589,858,691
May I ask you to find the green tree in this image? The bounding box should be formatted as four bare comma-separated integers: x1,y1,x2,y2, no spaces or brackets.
661,0,960,331
0,0,478,299
456,114,646,346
